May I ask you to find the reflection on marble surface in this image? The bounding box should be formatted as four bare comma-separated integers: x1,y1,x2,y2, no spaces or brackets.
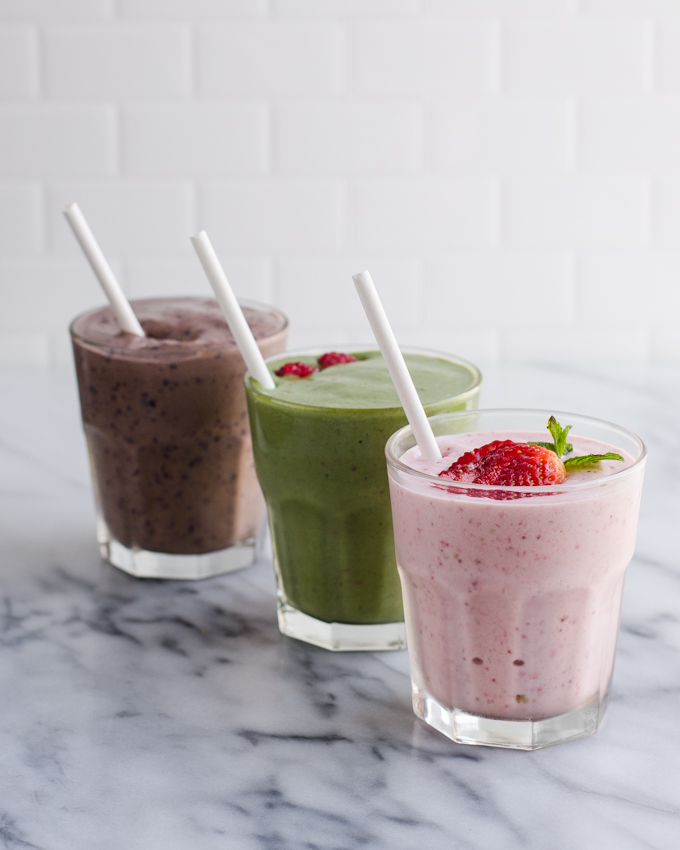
0,363,678,849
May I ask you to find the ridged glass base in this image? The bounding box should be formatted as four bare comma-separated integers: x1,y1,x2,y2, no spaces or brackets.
97,518,258,580
277,598,406,652
413,685,608,750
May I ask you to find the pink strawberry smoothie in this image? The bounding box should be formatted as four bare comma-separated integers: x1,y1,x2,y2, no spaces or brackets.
388,430,645,722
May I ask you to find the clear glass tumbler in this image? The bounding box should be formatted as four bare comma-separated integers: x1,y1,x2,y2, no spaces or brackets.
386,409,646,749
71,297,288,580
245,347,481,651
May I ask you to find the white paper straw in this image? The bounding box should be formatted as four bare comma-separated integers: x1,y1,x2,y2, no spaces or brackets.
62,202,145,337
190,231,276,390
353,270,441,462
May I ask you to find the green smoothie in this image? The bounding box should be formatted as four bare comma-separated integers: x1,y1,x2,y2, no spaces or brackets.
245,349,481,639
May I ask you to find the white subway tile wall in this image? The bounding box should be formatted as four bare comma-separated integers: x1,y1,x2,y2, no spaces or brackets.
0,26,39,99
43,25,192,99
0,2,678,364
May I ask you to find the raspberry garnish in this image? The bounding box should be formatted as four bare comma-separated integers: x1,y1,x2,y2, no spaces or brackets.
275,361,318,378
318,352,358,369
439,440,566,495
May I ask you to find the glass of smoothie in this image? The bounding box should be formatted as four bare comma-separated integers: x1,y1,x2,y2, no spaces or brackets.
245,347,481,651
70,296,288,580
386,409,646,749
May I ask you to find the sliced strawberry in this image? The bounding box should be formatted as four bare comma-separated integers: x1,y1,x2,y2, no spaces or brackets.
438,440,514,483
439,441,566,490
275,361,318,378
318,352,358,369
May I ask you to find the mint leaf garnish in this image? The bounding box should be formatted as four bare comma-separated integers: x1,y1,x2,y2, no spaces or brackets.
531,416,624,472
564,452,624,470
547,416,572,458
529,439,574,454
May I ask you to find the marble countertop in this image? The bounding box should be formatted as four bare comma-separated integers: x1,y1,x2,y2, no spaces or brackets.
0,361,679,850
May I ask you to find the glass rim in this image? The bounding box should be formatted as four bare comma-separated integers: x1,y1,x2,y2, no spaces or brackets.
245,344,482,410
385,407,647,494
69,295,289,347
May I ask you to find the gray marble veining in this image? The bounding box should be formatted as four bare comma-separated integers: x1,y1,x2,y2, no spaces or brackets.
0,363,678,850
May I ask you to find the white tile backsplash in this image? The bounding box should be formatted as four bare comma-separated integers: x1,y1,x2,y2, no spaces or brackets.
651,178,680,248
0,183,43,255
196,23,345,97
0,332,50,366
504,20,647,96
47,181,195,256
431,98,570,172
353,21,495,96
273,0,421,19
121,104,269,177
577,251,680,323
353,177,496,251
654,20,680,92
0,26,39,99
0,4,678,363
43,24,191,100
580,1,680,15
501,325,649,361
0,257,122,333
119,0,266,20
275,256,420,332
580,98,680,173
124,256,272,303
275,102,422,174
428,0,575,15
426,253,574,325
0,105,116,177
200,180,344,253
503,176,647,249
0,1,113,21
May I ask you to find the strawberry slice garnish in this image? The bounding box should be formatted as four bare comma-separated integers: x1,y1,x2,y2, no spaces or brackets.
318,352,358,369
440,441,566,487
438,440,514,483
275,361,318,378
437,416,625,499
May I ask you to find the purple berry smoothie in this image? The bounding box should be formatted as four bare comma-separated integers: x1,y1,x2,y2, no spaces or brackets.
71,297,287,559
